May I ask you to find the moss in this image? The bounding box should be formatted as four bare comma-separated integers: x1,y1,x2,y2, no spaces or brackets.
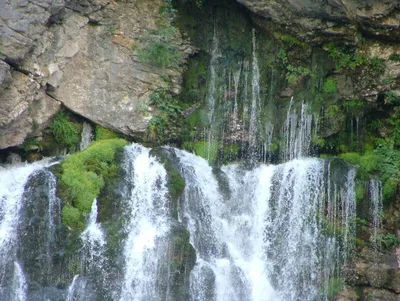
95,125,119,141
338,151,378,178
150,148,186,219
169,225,196,300
58,139,128,230
62,206,84,229
355,182,366,204
222,144,239,163
273,32,307,48
194,140,219,163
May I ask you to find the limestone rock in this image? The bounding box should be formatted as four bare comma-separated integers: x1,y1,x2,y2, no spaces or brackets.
0,0,192,148
0,71,60,149
238,0,400,43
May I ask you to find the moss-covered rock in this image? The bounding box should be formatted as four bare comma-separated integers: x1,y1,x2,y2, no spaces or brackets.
53,138,128,230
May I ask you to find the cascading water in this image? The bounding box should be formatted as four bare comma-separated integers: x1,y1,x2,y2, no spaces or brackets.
0,159,55,300
173,148,356,301
80,122,94,151
282,98,314,161
118,144,171,301
81,199,106,271
369,179,383,250
248,29,261,160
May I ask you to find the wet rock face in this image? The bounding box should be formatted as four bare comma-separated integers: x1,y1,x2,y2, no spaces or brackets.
237,0,400,42
0,0,191,149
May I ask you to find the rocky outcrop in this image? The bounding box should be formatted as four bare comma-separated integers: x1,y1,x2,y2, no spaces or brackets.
0,0,192,149
237,0,400,43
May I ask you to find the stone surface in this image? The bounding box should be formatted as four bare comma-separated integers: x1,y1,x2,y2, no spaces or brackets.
0,70,60,149
238,0,400,43
0,0,192,148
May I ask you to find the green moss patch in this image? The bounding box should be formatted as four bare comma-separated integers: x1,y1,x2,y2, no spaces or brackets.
95,125,120,141
57,138,128,230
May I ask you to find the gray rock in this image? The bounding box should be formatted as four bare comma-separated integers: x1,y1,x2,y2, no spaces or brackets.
0,71,60,149
237,0,400,42
0,0,191,149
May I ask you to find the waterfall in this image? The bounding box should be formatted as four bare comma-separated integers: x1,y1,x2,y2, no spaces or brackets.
118,144,171,300
80,122,93,151
66,275,80,301
369,179,383,250
0,159,54,299
173,148,356,301
80,199,106,275
11,262,27,301
282,98,313,161
248,29,261,160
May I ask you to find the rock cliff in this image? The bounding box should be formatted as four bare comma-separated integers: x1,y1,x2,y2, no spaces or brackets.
0,0,191,149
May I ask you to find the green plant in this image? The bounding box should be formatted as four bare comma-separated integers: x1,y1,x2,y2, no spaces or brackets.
389,53,400,62
138,21,183,68
147,88,184,142
322,78,337,94
22,137,42,152
325,105,342,119
374,233,400,249
277,50,312,85
370,57,386,72
323,43,368,71
50,111,80,151
385,91,400,105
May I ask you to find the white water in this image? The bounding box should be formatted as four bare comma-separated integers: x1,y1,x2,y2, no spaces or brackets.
0,159,53,296
369,178,383,250
248,29,261,158
80,122,93,151
11,262,27,301
175,148,356,301
66,275,80,301
282,98,313,161
80,199,106,273
118,144,170,300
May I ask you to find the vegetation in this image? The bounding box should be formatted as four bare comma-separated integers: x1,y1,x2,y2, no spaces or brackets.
322,78,338,94
193,140,219,163
95,125,119,141
148,88,184,142
374,233,400,249
50,111,80,151
389,53,400,62
57,139,128,229
323,43,368,71
273,32,307,48
277,49,312,85
138,9,183,69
